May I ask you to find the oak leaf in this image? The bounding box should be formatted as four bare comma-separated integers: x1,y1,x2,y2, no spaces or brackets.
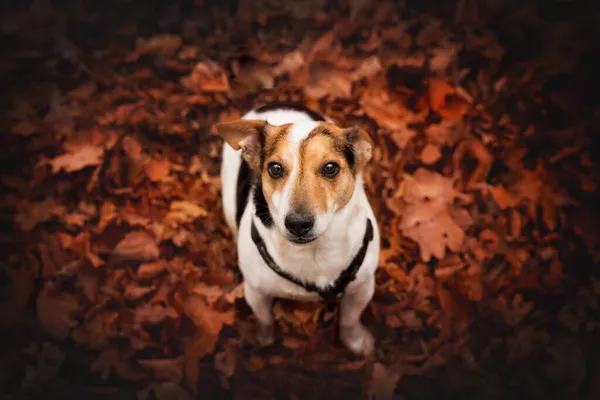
400,169,467,262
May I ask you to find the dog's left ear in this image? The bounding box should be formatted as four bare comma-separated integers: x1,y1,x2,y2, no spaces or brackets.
346,126,374,168
215,119,267,169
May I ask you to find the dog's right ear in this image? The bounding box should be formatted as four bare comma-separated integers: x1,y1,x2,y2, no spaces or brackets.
215,120,267,169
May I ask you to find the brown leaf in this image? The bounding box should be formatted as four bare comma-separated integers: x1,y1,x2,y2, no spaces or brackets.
141,382,191,400
350,56,383,82
131,34,182,60
400,169,467,262
137,260,168,280
91,348,149,381
184,295,224,337
360,76,425,130
37,283,79,339
48,145,104,174
98,201,117,231
368,362,403,399
164,201,208,226
135,303,176,325
491,186,519,209
125,283,156,301
304,66,353,100
113,230,160,262
273,50,305,77
146,157,171,182
214,342,237,379
139,357,184,384
15,198,66,231
453,139,494,189
181,61,230,93
421,143,442,164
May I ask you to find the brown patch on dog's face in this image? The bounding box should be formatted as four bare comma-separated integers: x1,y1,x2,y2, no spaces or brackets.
260,121,374,242
259,123,293,201
291,132,356,214
215,120,291,171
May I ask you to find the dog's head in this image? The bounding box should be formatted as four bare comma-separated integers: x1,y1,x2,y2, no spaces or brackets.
216,119,374,244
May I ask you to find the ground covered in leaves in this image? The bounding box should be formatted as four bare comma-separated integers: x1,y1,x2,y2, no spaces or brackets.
2,0,600,399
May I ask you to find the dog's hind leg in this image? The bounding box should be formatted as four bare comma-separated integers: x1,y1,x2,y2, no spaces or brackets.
244,284,275,346
339,277,375,356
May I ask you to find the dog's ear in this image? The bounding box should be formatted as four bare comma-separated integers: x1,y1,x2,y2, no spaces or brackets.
216,120,267,169
345,126,374,169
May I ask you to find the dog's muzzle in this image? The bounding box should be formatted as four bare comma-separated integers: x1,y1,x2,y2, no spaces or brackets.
284,212,316,243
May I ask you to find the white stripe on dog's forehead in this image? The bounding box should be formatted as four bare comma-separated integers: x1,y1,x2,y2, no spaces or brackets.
288,121,319,152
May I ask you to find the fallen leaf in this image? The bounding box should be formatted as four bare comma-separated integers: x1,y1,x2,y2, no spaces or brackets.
181,61,230,93
125,283,156,301
368,362,402,399
164,200,208,225
453,138,494,189
48,145,104,174
139,382,191,400
400,169,467,262
15,198,66,231
132,34,182,60
137,260,168,280
146,158,171,182
214,342,237,379
139,357,184,384
421,143,442,164
113,231,160,262
37,283,79,339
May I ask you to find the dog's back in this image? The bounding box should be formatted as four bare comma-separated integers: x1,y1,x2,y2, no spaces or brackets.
220,103,329,238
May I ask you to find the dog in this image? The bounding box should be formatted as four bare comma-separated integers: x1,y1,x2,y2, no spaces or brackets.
216,102,380,355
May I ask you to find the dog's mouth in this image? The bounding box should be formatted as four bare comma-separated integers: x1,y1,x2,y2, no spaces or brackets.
287,235,317,245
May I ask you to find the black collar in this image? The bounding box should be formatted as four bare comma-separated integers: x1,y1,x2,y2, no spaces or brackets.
250,219,374,301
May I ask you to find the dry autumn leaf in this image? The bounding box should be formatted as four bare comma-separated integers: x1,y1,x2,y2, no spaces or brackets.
181,60,230,93
138,357,184,384
113,230,160,262
400,169,468,262
47,145,104,174
15,198,67,231
145,157,171,182
164,200,208,225
131,34,182,60
421,143,442,164
37,283,79,339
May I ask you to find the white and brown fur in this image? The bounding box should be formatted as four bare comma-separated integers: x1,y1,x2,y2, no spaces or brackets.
216,103,380,355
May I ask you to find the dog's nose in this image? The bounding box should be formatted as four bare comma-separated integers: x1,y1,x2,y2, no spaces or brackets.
284,213,315,237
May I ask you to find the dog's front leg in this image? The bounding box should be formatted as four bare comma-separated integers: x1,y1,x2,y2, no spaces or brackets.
244,284,275,346
339,278,375,356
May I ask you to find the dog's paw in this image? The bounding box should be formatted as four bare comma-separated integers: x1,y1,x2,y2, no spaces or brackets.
340,323,375,356
256,323,275,347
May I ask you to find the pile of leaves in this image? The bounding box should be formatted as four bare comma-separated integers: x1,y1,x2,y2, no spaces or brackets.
2,0,600,399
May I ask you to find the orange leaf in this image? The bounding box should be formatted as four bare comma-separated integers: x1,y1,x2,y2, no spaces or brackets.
113,230,160,262
428,79,455,113
146,158,171,182
138,260,168,280
490,186,519,209
48,145,104,174
420,143,442,164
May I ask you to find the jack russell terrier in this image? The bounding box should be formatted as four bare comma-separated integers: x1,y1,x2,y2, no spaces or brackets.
216,102,380,356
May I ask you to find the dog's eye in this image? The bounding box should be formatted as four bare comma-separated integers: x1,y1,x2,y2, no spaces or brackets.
321,162,340,178
267,162,284,178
